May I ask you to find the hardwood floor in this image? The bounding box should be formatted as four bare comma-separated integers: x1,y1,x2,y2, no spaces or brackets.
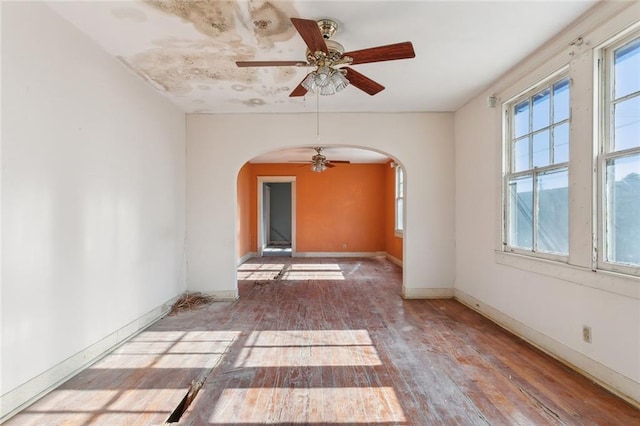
7,257,640,425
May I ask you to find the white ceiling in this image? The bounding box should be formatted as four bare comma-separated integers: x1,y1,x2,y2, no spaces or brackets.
48,0,598,163
249,146,391,164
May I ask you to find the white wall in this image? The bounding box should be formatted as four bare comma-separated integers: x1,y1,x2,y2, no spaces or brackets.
1,2,186,418
454,1,640,405
186,112,455,300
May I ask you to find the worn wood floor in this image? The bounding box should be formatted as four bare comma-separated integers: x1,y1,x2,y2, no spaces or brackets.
7,257,640,425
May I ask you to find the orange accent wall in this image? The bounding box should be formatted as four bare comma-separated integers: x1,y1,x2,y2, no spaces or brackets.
385,162,403,261
251,163,387,253
237,161,403,260
237,162,252,260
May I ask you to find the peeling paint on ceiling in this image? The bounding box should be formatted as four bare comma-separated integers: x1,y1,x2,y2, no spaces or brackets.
127,0,304,109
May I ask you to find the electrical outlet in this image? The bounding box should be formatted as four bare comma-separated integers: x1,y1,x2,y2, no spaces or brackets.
342,243,347,249
582,325,592,343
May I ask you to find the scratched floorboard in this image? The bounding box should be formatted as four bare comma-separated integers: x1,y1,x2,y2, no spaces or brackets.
7,257,640,425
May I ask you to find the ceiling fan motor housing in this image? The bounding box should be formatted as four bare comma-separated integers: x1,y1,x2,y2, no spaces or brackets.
318,19,338,39
306,40,345,65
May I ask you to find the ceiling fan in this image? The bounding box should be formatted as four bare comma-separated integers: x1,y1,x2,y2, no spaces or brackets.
236,17,415,96
297,147,350,172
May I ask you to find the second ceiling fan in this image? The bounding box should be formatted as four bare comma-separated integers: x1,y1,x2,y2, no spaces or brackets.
236,17,415,97
308,147,349,172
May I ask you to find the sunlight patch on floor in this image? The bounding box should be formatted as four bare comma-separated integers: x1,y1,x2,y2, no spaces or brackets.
249,330,373,346
281,270,345,280
283,263,344,280
237,263,285,280
234,345,381,367
91,331,240,369
20,389,177,423
234,330,380,368
18,331,242,423
238,263,346,281
289,264,341,271
209,387,407,423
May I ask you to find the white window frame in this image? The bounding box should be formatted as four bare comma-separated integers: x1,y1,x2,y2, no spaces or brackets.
596,29,640,277
503,70,570,261
395,165,404,236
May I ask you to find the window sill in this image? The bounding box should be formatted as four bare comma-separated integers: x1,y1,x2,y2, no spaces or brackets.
395,231,403,239
495,251,640,300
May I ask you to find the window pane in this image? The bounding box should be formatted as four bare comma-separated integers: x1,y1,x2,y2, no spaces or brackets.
553,123,569,164
395,167,404,231
396,198,404,231
553,79,570,123
614,96,640,151
537,169,569,254
506,75,569,258
514,101,530,138
532,89,550,131
513,137,529,172
614,37,640,100
532,130,550,168
508,176,533,249
605,154,640,266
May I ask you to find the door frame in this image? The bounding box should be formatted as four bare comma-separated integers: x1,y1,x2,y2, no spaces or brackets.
257,176,296,256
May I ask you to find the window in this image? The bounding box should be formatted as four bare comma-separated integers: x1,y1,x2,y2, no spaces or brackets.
504,75,570,258
395,165,404,234
599,33,640,273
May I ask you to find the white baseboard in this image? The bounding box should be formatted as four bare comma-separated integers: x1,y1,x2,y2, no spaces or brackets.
205,290,239,301
454,289,640,409
237,252,256,266
293,251,387,258
0,296,178,423
402,287,454,299
386,254,403,267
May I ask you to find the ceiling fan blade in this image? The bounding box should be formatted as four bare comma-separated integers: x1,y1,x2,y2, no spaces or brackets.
291,18,328,54
289,75,309,97
344,42,415,65
327,160,350,164
325,163,336,168
236,60,308,67
343,67,385,96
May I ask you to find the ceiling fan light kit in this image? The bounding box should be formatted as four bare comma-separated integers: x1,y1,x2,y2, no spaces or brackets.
236,17,415,97
296,147,349,173
301,67,349,95
311,161,328,173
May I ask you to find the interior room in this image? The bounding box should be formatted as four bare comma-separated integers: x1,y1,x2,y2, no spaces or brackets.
1,0,639,423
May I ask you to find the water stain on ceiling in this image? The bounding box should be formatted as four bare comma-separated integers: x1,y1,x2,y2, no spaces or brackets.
248,1,298,48
145,0,242,42
125,0,301,105
131,42,258,93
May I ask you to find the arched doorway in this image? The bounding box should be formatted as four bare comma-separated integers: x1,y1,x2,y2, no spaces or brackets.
236,145,405,276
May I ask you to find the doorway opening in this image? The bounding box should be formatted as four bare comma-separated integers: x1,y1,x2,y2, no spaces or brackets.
257,176,296,257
